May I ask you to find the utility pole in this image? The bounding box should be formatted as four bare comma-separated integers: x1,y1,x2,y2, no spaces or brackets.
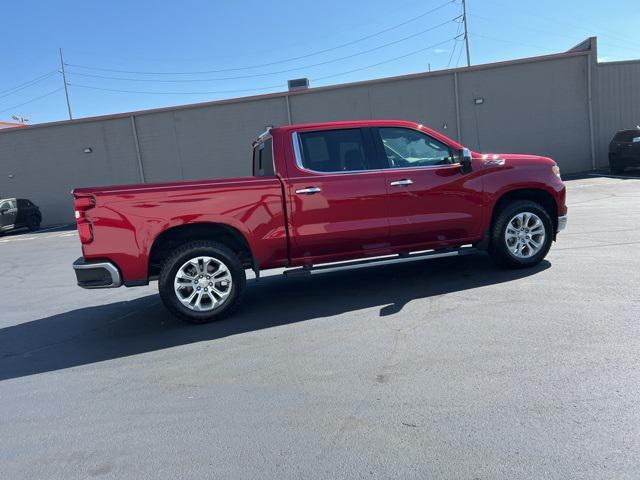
59,48,73,119
462,0,471,67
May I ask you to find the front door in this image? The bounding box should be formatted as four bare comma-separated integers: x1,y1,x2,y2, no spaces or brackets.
284,127,390,263
372,127,483,248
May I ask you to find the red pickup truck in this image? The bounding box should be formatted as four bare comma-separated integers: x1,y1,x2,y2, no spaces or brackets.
72,120,567,323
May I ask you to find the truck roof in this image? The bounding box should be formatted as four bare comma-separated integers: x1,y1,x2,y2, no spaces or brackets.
270,119,463,152
273,119,422,133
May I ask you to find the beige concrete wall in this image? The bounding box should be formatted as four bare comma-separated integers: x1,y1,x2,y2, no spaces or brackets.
595,60,640,166
136,96,289,182
457,54,592,173
0,118,141,225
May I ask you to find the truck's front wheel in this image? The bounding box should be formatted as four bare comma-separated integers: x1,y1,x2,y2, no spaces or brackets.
489,200,553,269
158,240,246,323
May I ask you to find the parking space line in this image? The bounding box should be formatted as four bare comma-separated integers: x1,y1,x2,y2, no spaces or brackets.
36,225,74,234
0,231,77,243
0,236,37,243
587,173,640,180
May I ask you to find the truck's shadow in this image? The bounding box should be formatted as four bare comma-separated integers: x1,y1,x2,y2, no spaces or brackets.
0,255,550,381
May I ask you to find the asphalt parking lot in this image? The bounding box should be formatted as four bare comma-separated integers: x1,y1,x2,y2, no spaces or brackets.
1,173,639,479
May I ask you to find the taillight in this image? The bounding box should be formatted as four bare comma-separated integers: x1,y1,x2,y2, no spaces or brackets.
73,193,96,244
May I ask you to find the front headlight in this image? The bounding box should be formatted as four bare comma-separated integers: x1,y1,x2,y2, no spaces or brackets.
552,165,561,178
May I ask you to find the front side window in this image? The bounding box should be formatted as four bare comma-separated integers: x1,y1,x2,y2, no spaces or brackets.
253,138,275,177
378,127,454,168
298,128,371,172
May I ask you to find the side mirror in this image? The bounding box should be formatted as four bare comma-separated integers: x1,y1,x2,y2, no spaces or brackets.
459,148,473,174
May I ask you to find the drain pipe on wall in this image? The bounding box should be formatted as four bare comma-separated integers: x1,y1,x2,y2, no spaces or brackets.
285,95,292,125
587,55,596,170
130,115,146,183
454,72,462,143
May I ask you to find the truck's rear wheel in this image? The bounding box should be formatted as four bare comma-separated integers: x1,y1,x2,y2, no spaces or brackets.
489,200,553,269
158,240,246,323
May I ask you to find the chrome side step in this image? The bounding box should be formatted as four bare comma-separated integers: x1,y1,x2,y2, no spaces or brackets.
283,246,478,277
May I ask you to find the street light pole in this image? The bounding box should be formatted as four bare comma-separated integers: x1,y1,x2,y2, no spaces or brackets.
59,48,73,120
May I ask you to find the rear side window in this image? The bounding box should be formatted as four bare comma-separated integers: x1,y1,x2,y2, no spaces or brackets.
253,138,275,177
298,129,371,172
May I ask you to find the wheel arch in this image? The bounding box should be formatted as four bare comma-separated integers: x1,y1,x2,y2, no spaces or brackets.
489,188,558,238
148,223,255,279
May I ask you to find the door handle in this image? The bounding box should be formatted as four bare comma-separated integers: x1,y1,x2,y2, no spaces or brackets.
390,179,414,186
295,187,322,195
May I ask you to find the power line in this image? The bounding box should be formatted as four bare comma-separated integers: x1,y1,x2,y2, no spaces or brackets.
0,70,58,99
68,84,286,96
455,38,465,66
0,88,63,114
64,0,457,76
447,41,459,68
447,14,464,67
470,32,552,52
313,37,458,81
67,36,460,96
470,13,640,55
64,17,460,84
60,0,434,64
477,0,640,51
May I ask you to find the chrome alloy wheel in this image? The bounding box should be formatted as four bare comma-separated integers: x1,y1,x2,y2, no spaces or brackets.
504,212,546,259
173,256,232,311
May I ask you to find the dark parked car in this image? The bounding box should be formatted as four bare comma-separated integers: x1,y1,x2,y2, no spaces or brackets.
0,198,42,235
609,127,640,174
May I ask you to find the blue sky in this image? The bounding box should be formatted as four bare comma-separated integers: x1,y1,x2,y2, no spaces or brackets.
1,0,639,124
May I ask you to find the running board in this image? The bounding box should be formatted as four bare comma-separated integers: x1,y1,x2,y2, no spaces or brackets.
283,247,478,277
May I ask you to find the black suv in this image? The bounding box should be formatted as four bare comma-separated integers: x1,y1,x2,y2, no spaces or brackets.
0,198,42,235
609,128,640,174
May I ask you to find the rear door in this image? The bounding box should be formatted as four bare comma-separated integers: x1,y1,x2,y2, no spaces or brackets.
372,126,483,248
0,199,18,231
283,127,391,263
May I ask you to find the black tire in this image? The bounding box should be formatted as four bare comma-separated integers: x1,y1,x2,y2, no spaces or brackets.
489,200,553,269
610,162,625,175
158,240,246,324
27,215,41,231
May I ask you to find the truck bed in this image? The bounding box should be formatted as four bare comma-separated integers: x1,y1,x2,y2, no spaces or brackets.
74,176,289,284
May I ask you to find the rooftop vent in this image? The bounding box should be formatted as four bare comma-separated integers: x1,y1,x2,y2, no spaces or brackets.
288,78,309,92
